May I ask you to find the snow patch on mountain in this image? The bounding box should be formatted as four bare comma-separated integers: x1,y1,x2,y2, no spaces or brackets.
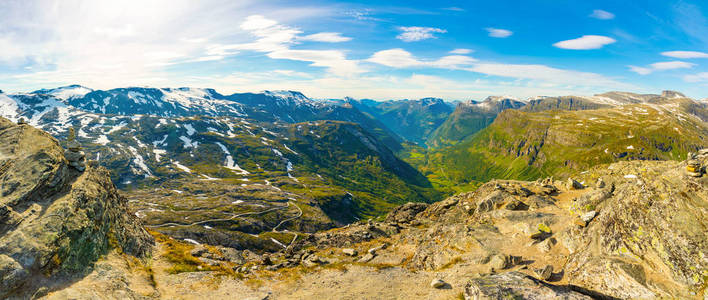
215,142,250,175
179,136,198,148
127,146,153,177
95,135,110,145
152,149,166,161
172,160,192,173
184,124,196,136
37,85,93,100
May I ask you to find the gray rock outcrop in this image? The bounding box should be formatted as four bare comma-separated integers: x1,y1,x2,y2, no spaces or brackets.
0,118,153,298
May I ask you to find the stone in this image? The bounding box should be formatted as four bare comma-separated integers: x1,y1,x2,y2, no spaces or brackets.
358,253,375,263
686,160,703,177
503,199,526,210
596,178,605,188
218,247,244,264
385,202,428,224
488,254,510,271
198,257,221,267
535,265,553,281
537,237,557,253
465,272,591,299
301,259,317,268
342,248,357,256
574,218,588,227
190,245,208,257
566,178,583,190
509,255,522,266
580,211,597,223
430,279,446,289
367,244,386,255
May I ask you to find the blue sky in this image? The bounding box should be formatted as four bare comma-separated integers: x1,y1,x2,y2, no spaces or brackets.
1,0,708,100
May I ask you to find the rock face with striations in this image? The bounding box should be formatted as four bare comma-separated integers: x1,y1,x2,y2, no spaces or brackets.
0,117,153,298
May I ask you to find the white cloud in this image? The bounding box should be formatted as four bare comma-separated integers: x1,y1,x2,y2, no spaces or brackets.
267,49,363,76
684,72,708,83
661,51,708,59
217,15,364,76
367,48,476,69
449,48,473,54
442,7,465,12
396,26,447,42
590,9,615,20
467,63,632,88
240,14,279,30
628,61,695,75
628,66,652,75
299,32,352,43
273,70,312,77
485,28,513,38
650,61,695,70
553,35,616,50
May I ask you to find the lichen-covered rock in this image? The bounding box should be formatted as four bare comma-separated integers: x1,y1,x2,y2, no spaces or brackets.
385,202,428,224
464,272,592,299
0,118,153,298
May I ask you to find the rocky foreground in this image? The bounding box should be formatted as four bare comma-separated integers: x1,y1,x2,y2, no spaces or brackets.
0,117,153,299
28,150,705,299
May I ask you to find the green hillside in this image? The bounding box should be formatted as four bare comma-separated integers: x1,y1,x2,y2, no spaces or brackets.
408,102,708,193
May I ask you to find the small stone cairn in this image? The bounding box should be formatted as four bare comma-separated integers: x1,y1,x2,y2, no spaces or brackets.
65,128,86,171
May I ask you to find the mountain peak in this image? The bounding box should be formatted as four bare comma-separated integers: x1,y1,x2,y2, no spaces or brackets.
484,95,521,102
263,90,309,101
418,97,445,106
661,90,686,99
32,85,94,100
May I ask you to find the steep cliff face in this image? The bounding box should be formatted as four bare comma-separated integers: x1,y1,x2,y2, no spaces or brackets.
0,117,153,298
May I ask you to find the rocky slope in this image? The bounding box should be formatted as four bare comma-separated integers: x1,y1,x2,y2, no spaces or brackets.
0,117,153,298
41,153,707,299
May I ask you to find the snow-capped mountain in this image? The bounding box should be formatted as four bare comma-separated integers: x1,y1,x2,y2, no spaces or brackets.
32,85,94,100
0,85,406,184
464,96,526,112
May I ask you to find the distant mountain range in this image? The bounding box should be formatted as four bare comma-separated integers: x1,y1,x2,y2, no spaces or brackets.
2,85,707,204
2,84,707,267
0,86,441,226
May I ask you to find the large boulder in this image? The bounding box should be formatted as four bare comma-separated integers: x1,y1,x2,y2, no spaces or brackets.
464,272,592,299
0,118,153,297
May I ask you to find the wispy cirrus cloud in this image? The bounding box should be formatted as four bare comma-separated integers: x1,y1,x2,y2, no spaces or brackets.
628,60,695,75
366,48,631,90
650,61,695,70
485,28,513,38
467,63,632,88
589,9,615,20
367,48,475,68
628,66,653,75
442,7,465,12
661,51,708,59
299,32,352,43
212,15,364,76
449,48,473,54
553,35,616,50
396,26,447,42
684,72,708,83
